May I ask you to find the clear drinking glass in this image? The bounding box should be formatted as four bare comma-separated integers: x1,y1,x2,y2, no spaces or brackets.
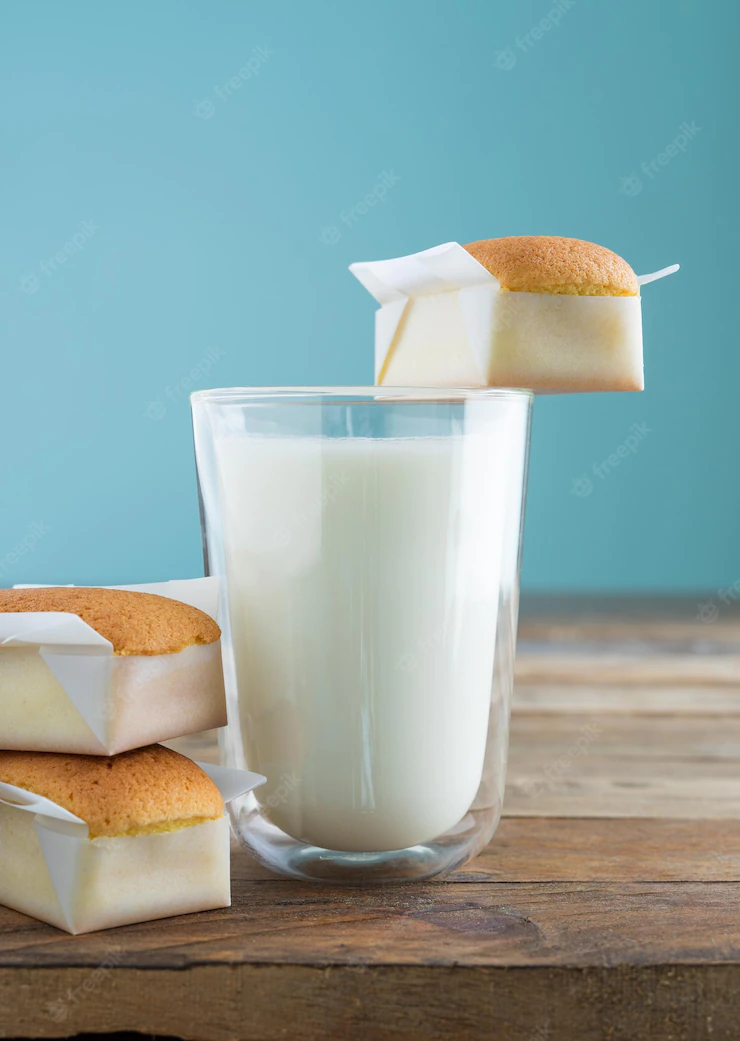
192,388,532,883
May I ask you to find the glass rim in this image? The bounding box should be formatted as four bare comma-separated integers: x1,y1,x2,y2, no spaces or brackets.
191,386,534,407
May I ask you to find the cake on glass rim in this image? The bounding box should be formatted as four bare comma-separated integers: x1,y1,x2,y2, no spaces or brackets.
349,234,678,392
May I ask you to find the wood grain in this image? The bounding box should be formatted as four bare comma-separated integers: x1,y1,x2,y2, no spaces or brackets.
514,683,740,715
3,873,740,1039
4,596,740,1041
505,713,740,819
515,653,740,685
8,963,740,1041
11,877,740,969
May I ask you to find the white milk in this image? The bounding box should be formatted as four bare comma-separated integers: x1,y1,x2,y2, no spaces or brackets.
216,434,508,852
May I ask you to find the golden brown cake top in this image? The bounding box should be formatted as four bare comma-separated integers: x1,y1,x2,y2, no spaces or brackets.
0,586,220,656
0,745,224,838
463,236,639,296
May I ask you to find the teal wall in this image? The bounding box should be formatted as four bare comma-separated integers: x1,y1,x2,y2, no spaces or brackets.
1,0,736,591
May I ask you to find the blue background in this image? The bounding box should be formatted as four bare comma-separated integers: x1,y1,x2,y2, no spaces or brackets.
0,0,736,591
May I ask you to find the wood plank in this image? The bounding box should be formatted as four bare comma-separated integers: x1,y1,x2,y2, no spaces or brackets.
506,714,740,819
458,817,740,882
514,684,740,715
515,653,740,686
520,593,740,626
518,618,740,644
230,818,740,884
5,962,740,1041
3,871,740,1039
3,844,740,969
8,596,740,1041
506,777,740,819
173,712,740,822
2,877,740,969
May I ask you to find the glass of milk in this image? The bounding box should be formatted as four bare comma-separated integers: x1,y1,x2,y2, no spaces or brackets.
192,388,532,883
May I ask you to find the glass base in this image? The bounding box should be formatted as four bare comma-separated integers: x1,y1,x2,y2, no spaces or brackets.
229,798,501,884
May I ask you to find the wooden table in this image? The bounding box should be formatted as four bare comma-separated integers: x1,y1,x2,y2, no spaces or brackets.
2,596,740,1041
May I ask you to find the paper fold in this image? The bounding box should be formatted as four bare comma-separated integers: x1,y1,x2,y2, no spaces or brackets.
0,761,265,834
0,760,265,932
2,578,223,753
0,612,112,651
349,242,679,384
197,761,266,804
349,241,498,304
350,242,679,302
0,780,87,828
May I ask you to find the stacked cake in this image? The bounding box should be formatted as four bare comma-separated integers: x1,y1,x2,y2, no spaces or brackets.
0,583,262,934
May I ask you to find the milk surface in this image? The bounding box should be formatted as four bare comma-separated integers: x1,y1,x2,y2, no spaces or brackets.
217,433,509,852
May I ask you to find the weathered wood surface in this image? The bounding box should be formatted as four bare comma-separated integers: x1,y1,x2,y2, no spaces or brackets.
2,596,740,1041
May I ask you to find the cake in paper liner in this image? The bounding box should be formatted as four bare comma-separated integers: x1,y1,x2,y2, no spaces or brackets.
0,578,227,755
0,755,264,934
349,240,679,393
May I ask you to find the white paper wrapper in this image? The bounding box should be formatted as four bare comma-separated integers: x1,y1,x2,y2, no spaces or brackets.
349,243,679,393
0,760,264,934
0,578,227,755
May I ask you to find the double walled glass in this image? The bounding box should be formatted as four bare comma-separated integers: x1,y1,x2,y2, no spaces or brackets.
192,388,532,883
